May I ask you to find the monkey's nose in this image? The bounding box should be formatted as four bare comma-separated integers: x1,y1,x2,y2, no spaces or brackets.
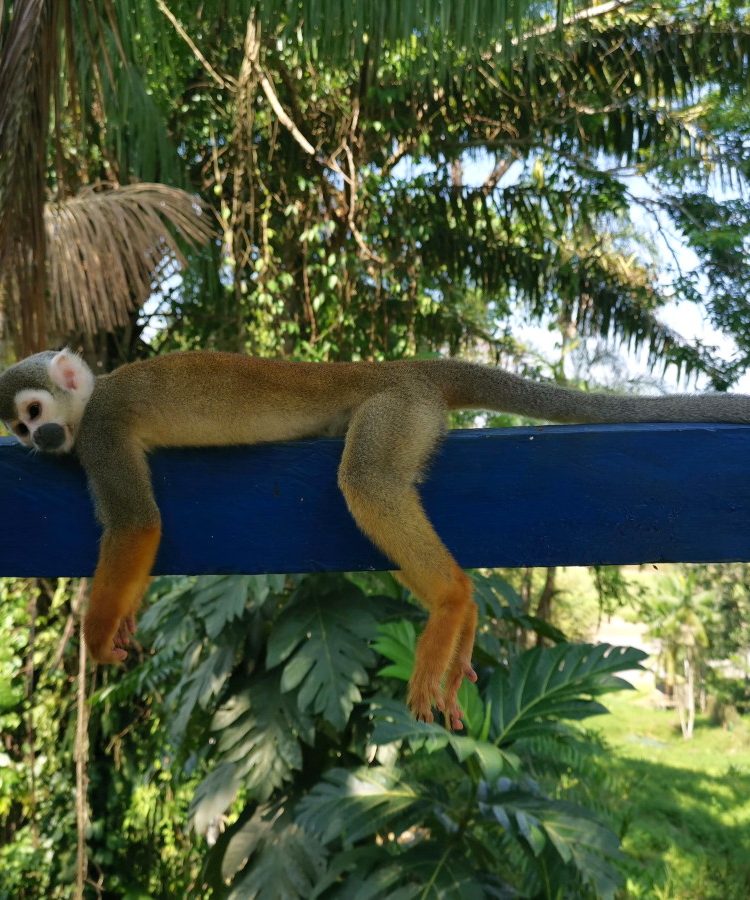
34,423,66,452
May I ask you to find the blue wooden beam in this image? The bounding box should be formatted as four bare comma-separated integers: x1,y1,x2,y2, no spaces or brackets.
2,424,750,578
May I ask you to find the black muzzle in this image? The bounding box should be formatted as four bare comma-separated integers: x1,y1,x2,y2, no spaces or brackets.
34,423,66,452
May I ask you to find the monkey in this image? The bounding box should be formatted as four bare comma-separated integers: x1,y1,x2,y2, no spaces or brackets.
2,348,750,729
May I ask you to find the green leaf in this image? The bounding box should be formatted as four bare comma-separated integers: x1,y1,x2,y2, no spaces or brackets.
167,639,237,743
138,576,196,648
488,643,647,745
221,803,326,899
296,766,421,847
315,843,496,899
479,785,624,899
310,846,420,900
456,677,485,738
370,699,514,780
247,573,287,607
373,619,416,681
473,572,567,642
191,575,254,639
267,578,378,729
0,678,21,710
190,761,242,836
196,671,314,811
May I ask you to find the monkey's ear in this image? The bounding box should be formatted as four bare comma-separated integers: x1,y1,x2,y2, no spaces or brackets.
49,349,94,396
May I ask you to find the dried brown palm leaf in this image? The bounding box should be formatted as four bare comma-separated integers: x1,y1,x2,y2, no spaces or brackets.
2,183,214,340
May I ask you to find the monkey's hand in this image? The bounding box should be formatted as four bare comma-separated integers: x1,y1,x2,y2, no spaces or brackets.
84,613,137,663
87,639,128,665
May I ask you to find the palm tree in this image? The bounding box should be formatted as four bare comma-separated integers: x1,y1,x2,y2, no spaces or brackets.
0,0,549,356
648,574,710,739
0,1,213,357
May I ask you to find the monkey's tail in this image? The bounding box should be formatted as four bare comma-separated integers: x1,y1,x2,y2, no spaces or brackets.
428,359,750,425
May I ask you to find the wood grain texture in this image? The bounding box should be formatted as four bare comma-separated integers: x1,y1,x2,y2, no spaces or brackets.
2,423,750,577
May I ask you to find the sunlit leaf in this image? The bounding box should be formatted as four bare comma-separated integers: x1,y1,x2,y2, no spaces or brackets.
297,766,422,846
488,643,647,745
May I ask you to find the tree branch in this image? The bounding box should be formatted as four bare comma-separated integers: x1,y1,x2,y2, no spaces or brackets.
242,18,352,186
524,0,643,41
155,0,231,89
74,578,90,900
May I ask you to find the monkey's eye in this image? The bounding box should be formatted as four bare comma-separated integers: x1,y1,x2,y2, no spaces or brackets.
28,402,41,420
15,423,29,438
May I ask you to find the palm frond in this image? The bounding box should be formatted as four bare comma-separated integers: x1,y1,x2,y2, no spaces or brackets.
2,184,213,339
156,0,541,66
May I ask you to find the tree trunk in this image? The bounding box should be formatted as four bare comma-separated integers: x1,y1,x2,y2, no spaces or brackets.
534,567,558,646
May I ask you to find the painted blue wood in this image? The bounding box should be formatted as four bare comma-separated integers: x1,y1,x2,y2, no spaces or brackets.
1,424,750,577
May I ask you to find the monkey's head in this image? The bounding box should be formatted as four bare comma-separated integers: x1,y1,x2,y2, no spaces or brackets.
0,349,95,454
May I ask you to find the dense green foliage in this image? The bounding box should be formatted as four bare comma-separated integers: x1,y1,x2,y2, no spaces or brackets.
1,572,647,897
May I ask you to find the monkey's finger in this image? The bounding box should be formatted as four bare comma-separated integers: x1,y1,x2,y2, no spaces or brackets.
449,709,464,731
125,614,137,635
114,622,131,647
464,664,477,683
443,691,465,731
114,618,134,646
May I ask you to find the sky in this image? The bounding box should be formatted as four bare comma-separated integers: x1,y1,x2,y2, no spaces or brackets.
450,152,750,394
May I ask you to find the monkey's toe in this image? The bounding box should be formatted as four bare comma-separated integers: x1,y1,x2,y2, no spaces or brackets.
114,615,137,648
113,630,127,649
407,693,435,723
442,659,477,731
445,703,464,731
89,645,128,664
442,685,465,731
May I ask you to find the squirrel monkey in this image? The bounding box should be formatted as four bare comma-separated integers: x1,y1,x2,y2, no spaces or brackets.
2,348,750,728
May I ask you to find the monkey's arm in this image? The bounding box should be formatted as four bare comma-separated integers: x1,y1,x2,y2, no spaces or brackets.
77,427,161,663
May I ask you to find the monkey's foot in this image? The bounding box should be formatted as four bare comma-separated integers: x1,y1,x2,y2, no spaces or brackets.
114,614,137,649
407,673,444,724
442,660,478,731
84,614,130,664
88,643,128,664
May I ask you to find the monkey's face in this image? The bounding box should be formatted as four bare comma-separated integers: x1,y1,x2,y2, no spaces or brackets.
0,349,95,454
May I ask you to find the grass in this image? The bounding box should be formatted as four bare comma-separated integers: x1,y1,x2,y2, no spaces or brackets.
591,689,750,899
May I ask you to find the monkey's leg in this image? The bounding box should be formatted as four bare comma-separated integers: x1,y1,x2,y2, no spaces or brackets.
338,394,478,725
84,526,161,663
